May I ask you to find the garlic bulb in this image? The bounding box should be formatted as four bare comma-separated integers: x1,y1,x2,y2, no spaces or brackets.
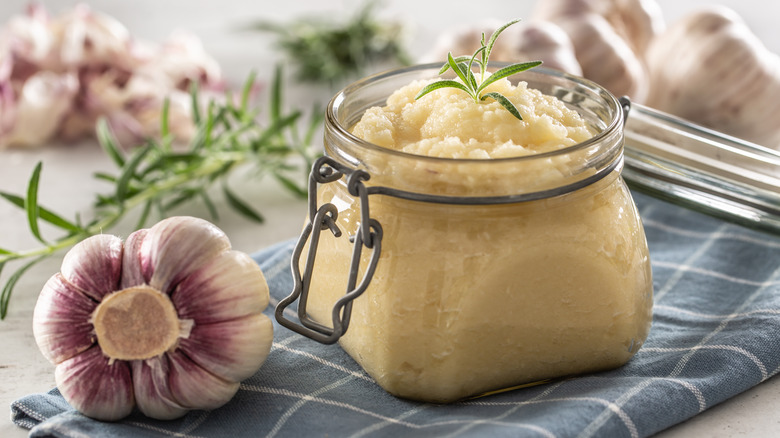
531,0,665,101
554,13,648,101
0,4,225,149
645,6,780,149
33,216,273,421
532,0,665,58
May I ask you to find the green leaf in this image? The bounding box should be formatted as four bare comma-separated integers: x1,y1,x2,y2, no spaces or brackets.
446,53,471,89
135,200,153,229
414,80,472,100
481,92,523,121
96,118,126,168
274,173,308,198
438,55,472,75
251,112,302,153
0,248,14,255
189,81,202,125
0,192,82,233
25,162,46,244
93,172,117,183
0,256,44,319
160,98,171,139
116,146,153,204
223,183,264,223
199,191,220,220
241,70,258,114
485,18,521,61
270,65,282,122
477,61,543,94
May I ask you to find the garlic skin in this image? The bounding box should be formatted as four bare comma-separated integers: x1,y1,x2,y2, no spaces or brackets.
33,216,273,421
645,6,780,149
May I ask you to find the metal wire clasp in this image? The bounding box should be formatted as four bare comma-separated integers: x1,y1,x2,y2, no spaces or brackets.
275,156,383,344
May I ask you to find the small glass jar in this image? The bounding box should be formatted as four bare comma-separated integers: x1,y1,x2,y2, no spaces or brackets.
276,64,653,403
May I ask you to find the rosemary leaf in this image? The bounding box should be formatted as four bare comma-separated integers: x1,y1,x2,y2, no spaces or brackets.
0,256,45,319
116,146,153,203
190,81,202,125
136,200,153,229
25,162,45,245
477,61,543,94
0,192,82,233
199,191,220,221
222,182,264,224
481,92,523,120
415,80,472,101
96,119,126,168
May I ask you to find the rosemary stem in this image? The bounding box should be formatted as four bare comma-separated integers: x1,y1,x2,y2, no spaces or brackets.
1,153,245,264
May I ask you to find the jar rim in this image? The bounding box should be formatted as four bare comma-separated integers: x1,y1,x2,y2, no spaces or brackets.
326,63,625,165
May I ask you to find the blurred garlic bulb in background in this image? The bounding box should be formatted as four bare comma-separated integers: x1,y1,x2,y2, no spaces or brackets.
531,0,666,102
645,6,780,149
5,70,78,146
0,3,225,149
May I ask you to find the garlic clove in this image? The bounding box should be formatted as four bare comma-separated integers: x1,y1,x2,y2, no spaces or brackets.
166,349,240,411
120,228,150,288
142,216,231,294
33,273,97,365
54,346,134,421
172,250,269,324
51,3,132,69
6,70,78,147
132,356,189,420
556,14,648,101
61,234,123,302
515,21,583,76
178,313,274,382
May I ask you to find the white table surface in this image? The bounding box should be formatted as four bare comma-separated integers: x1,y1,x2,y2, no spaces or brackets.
1,1,778,436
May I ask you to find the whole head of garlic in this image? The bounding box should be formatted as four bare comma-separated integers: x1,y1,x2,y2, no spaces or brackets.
531,0,666,102
645,6,780,149
33,216,273,421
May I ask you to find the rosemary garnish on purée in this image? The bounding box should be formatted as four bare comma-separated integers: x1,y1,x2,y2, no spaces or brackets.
415,19,542,121
0,69,320,319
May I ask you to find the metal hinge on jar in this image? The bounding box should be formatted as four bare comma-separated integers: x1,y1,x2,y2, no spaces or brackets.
275,156,383,344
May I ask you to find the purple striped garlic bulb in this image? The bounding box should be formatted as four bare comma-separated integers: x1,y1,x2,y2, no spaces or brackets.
32,216,273,421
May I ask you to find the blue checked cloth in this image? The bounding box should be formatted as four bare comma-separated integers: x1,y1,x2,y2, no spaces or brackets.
11,192,780,437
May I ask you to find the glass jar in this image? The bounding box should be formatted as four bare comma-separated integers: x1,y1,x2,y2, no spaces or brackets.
276,64,653,403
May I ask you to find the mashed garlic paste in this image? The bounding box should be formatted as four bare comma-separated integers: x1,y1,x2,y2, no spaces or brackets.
306,74,653,403
352,78,592,159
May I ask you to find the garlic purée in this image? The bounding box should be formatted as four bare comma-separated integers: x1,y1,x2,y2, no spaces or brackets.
32,217,273,421
349,77,599,197
306,72,653,403
352,77,593,158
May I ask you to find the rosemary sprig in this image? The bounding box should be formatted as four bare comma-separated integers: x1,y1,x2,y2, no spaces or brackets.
250,0,410,85
0,67,322,319
415,19,542,121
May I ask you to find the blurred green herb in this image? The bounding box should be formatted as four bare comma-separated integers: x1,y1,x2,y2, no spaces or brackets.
251,0,410,85
415,19,542,121
0,66,322,319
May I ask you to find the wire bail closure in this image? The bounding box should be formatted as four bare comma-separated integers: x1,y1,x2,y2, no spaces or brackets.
275,156,383,344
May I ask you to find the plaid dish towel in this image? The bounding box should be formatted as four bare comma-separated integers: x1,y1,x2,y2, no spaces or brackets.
11,192,780,438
